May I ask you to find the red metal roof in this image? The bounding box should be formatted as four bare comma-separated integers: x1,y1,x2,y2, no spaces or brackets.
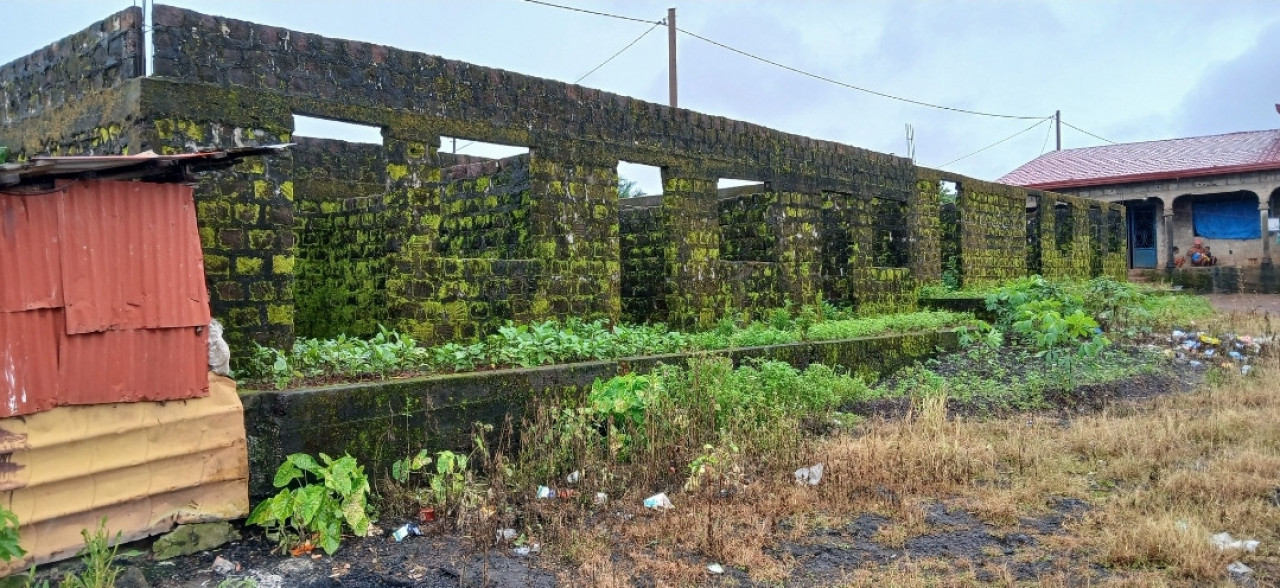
59,181,209,333
0,192,63,312
999,129,1280,189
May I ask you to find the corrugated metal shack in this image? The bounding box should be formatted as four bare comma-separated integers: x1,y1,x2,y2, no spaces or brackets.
0,146,283,574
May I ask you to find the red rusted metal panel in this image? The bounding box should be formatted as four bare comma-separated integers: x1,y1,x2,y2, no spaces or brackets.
0,192,63,312
58,327,208,406
0,309,62,418
58,181,209,334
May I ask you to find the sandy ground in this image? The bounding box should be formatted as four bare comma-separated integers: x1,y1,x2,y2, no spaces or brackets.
1207,293,1280,315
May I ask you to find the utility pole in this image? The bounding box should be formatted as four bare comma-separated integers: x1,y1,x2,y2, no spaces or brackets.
1055,110,1061,151
668,7,677,108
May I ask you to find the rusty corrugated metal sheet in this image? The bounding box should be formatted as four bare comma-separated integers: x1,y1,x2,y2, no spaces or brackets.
0,310,61,418
59,181,209,334
0,145,290,188
0,192,63,312
0,373,248,574
59,327,208,406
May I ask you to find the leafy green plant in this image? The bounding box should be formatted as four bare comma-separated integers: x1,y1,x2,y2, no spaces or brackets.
391,449,432,485
246,453,373,555
58,518,121,588
0,507,25,562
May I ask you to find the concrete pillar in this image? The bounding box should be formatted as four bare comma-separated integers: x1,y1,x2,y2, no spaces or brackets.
1261,200,1273,266
1163,207,1176,269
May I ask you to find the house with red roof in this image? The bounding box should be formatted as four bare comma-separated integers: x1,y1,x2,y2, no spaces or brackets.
1000,129,1280,269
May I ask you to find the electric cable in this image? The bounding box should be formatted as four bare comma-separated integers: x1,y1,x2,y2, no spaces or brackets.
1061,120,1116,144
936,117,1053,169
522,0,661,25
676,27,1046,120
1039,116,1055,155
576,20,663,84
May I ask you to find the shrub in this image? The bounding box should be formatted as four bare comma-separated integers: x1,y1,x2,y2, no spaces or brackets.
247,453,373,555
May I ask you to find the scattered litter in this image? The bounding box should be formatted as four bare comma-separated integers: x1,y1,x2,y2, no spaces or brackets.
1199,334,1221,345
496,528,518,543
536,485,555,499
513,543,541,557
1210,532,1259,552
1189,360,1203,368
392,524,422,543
594,492,609,505
1242,365,1253,376
418,507,436,523
1203,348,1216,357
1227,561,1254,575
566,470,582,484
794,463,825,486
707,563,724,575
643,492,674,510
1228,351,1243,360
557,488,579,499
212,556,238,575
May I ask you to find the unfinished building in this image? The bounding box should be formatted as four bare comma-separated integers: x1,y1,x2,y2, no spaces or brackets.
1,6,1128,353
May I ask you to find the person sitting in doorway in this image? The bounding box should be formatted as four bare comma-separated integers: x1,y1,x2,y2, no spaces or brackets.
1172,246,1186,268
1188,238,1216,266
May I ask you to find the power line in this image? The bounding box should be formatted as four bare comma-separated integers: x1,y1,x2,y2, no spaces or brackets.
576,20,663,84
676,27,1046,121
937,117,1053,169
1060,120,1117,144
521,0,661,25
1039,116,1055,156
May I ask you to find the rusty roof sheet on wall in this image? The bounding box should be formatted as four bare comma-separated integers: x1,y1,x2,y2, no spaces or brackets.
58,181,209,333
0,309,61,418
0,146,290,189
0,192,63,312
58,327,207,405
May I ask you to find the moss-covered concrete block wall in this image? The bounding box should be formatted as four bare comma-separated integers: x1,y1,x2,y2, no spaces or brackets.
1035,192,1127,282
918,167,1128,289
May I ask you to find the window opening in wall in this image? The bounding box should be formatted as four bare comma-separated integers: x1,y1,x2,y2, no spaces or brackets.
872,196,909,268
439,136,529,165
617,162,662,199
292,115,383,144
1026,194,1042,276
718,177,768,195
1054,202,1073,251
940,181,962,288
938,180,959,204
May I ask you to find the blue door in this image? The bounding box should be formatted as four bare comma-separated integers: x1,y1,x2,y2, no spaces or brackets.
1128,203,1157,268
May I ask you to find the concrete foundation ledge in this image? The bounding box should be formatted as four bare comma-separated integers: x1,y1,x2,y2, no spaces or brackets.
241,330,959,498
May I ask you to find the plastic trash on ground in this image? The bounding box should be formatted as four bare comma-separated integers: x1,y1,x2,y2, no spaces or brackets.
594,492,609,505
1210,532,1259,552
643,492,674,510
392,523,422,542
566,470,582,484
707,563,724,574
536,485,555,499
794,463,825,486
496,528,518,543
1227,561,1254,575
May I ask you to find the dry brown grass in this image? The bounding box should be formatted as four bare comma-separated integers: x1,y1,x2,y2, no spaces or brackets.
513,310,1280,586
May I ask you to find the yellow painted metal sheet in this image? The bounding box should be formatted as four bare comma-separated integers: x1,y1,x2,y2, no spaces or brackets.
0,373,248,575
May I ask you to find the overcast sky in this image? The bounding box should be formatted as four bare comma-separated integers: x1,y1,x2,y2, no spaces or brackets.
4,1,1279,193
